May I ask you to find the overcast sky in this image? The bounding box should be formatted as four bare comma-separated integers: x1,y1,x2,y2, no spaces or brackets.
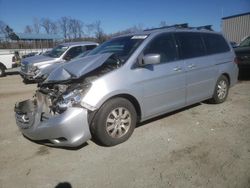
0,0,249,34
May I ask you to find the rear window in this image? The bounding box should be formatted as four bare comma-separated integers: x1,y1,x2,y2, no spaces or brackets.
175,32,206,59
202,33,230,54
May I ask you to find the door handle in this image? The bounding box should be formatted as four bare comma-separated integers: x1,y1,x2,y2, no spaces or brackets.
188,64,196,68
173,67,182,71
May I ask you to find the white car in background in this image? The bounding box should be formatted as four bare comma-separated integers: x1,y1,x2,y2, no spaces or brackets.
20,42,98,82
0,50,16,76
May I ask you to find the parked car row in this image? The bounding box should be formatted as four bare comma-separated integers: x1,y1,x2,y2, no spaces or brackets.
0,49,51,77
19,42,98,82
14,26,238,148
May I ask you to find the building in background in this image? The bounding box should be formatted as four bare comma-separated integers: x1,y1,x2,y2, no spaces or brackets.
0,33,62,49
222,12,250,44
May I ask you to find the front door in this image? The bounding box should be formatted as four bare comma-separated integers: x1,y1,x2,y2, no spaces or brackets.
135,33,186,119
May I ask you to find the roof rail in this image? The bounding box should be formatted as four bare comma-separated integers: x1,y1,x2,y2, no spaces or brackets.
192,25,213,31
143,23,189,31
143,23,213,32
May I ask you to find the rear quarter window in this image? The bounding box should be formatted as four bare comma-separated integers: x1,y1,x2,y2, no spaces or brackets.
202,33,230,55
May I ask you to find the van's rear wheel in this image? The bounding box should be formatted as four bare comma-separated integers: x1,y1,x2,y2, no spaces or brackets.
91,97,137,146
209,75,229,104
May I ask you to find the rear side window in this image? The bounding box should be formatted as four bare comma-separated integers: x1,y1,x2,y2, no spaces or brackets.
175,32,206,59
86,45,97,51
144,33,178,63
64,46,83,60
202,33,230,54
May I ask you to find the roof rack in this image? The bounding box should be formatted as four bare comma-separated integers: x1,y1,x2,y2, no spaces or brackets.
191,25,213,31
143,23,213,32
143,23,188,31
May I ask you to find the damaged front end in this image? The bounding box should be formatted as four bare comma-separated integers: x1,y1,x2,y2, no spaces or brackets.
14,53,121,147
14,86,92,147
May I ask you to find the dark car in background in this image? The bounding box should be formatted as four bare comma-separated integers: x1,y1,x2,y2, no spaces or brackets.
234,36,250,79
234,36,250,65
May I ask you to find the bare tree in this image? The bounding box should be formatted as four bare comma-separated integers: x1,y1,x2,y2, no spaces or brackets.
40,18,58,34
76,20,84,38
68,18,83,39
92,20,107,43
69,19,78,39
24,25,33,33
59,17,70,39
50,22,58,34
33,17,40,34
40,18,53,34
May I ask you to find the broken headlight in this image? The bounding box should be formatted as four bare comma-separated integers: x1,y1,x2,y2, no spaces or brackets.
28,65,38,74
56,84,91,112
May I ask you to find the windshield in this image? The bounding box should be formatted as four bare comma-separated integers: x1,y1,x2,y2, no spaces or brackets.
239,37,250,47
88,35,147,62
45,45,69,58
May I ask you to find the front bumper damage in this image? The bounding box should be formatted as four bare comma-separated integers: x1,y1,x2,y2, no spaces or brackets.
19,70,35,81
14,92,92,147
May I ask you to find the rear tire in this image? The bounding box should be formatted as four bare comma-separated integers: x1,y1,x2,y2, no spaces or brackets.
209,75,229,104
91,97,137,146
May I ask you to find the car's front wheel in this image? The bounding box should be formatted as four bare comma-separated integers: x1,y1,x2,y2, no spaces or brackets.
0,65,5,77
91,97,137,146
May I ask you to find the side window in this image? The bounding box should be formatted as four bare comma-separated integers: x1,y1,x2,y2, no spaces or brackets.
144,33,178,63
64,46,83,60
86,45,97,51
175,32,206,59
203,33,230,54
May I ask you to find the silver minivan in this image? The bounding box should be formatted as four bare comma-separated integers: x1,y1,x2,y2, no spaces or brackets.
20,41,98,81
15,27,238,147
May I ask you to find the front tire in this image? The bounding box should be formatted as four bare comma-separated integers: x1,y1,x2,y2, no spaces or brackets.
91,97,137,146
209,75,229,104
0,65,5,77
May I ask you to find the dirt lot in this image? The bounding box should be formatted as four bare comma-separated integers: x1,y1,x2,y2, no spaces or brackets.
0,74,249,188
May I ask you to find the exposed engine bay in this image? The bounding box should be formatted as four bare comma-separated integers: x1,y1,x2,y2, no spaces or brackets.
37,55,122,115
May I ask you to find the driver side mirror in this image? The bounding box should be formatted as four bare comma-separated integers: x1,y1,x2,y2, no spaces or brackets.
141,54,161,66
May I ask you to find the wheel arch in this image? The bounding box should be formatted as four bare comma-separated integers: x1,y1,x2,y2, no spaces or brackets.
221,73,230,86
0,62,7,70
107,94,142,122
88,93,142,124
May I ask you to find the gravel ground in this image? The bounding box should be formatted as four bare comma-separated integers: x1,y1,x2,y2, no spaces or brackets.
0,74,249,188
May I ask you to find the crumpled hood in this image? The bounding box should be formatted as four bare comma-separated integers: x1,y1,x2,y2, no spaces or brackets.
22,55,56,66
34,63,63,80
44,53,113,83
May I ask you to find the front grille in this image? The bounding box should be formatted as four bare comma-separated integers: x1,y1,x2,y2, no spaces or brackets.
21,62,28,73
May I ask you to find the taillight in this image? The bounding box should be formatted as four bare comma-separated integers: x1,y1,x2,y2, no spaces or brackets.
234,57,239,64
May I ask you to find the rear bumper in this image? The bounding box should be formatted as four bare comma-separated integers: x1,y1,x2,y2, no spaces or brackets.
14,99,92,147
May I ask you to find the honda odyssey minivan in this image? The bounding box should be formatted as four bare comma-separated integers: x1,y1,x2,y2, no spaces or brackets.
15,26,238,147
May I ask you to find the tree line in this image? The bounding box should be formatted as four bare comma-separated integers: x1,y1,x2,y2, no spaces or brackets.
0,17,168,45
